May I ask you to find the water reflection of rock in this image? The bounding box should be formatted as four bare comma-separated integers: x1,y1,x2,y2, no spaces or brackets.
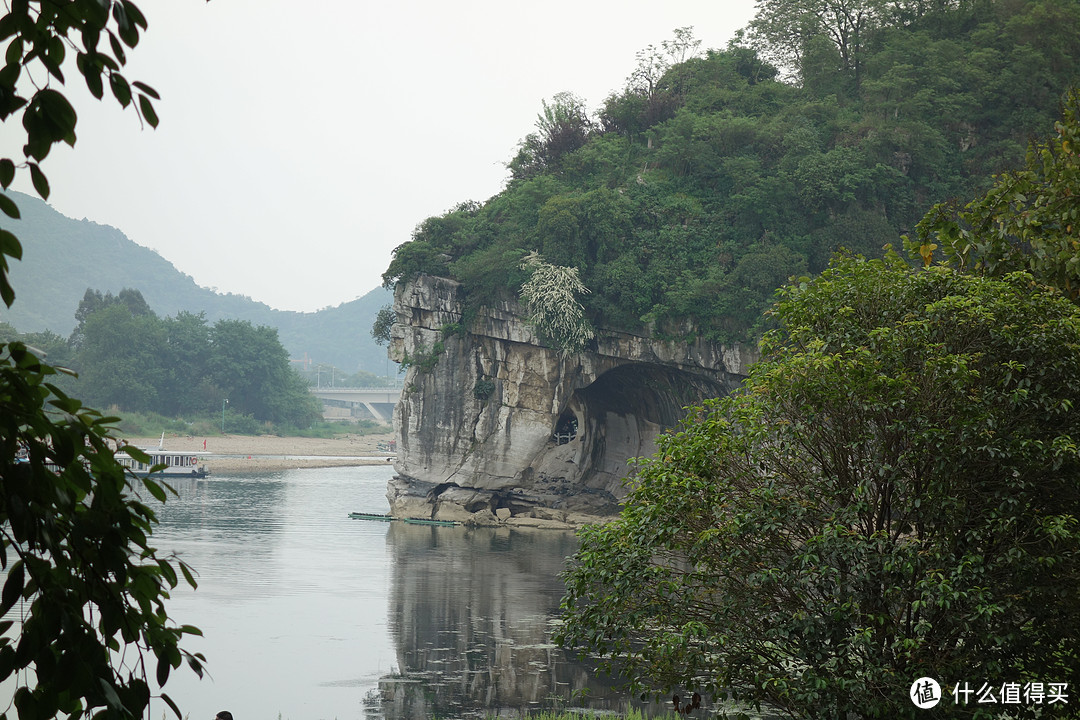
381,524,643,719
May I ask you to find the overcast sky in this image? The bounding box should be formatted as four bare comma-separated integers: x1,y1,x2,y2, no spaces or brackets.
14,0,759,313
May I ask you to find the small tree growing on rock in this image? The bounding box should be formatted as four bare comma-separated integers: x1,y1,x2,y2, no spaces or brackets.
519,251,594,356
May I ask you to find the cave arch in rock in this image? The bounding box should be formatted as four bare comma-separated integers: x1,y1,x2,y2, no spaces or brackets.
570,362,727,496
553,409,579,444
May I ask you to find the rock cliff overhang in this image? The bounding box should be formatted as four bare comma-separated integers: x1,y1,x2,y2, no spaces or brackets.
387,274,758,527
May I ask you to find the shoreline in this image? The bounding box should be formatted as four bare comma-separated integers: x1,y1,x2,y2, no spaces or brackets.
125,432,609,529
124,432,397,473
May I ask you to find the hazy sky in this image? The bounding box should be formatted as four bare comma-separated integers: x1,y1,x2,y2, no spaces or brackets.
13,0,759,313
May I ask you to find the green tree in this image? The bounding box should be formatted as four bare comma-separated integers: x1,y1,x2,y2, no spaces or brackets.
71,288,154,348
69,299,318,424
370,304,395,346
209,319,320,427
75,302,166,412
749,0,885,92
600,28,710,140
380,235,450,289
0,4,201,718
509,92,595,180
626,27,703,99
559,256,1080,718
160,311,217,416
911,88,1080,297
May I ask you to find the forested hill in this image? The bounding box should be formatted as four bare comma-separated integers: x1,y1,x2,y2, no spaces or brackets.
0,190,392,374
383,0,1080,345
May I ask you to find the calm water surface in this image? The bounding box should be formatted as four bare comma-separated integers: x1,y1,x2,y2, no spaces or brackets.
147,465,647,720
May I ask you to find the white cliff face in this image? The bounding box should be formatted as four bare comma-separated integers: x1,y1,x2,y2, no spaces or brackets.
388,275,758,527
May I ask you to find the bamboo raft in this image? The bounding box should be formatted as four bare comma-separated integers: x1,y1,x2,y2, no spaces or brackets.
348,512,460,527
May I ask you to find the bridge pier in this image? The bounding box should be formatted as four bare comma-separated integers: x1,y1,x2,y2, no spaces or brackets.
361,401,387,422
309,386,401,424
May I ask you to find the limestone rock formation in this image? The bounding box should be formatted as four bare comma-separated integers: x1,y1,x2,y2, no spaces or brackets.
388,274,757,526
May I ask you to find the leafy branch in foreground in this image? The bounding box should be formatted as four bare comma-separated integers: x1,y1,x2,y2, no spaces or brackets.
1,342,204,720
0,2,205,719
0,0,163,306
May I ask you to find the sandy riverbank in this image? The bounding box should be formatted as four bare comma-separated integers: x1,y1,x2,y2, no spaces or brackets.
124,432,397,473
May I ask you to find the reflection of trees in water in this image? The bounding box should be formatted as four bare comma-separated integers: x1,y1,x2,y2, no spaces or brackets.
151,475,291,571
381,524,649,718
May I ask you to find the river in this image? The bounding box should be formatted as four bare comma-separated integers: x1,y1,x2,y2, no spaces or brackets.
144,465,655,720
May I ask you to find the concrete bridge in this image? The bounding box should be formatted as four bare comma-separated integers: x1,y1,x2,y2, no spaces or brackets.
309,386,401,423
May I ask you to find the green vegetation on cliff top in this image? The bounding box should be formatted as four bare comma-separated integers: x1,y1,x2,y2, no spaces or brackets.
383,0,1080,344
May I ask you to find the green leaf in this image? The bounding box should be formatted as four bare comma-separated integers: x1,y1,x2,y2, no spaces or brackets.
0,159,14,188
155,654,170,686
109,74,132,108
0,272,15,307
132,81,159,100
5,37,22,66
28,163,49,200
82,0,109,30
157,559,177,587
108,32,126,66
138,94,158,128
47,34,66,74
0,229,23,259
99,678,123,710
0,192,19,219
124,445,151,463
160,693,182,720
142,477,166,503
187,652,206,678
0,12,17,42
1,561,25,616
114,2,139,47
179,561,198,590
123,1,149,31
39,89,78,146
78,53,105,100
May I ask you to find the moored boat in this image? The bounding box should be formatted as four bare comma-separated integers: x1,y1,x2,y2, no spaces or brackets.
348,512,393,522
116,433,210,478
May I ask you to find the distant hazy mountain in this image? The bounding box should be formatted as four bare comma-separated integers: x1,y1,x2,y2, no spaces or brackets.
0,190,394,375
